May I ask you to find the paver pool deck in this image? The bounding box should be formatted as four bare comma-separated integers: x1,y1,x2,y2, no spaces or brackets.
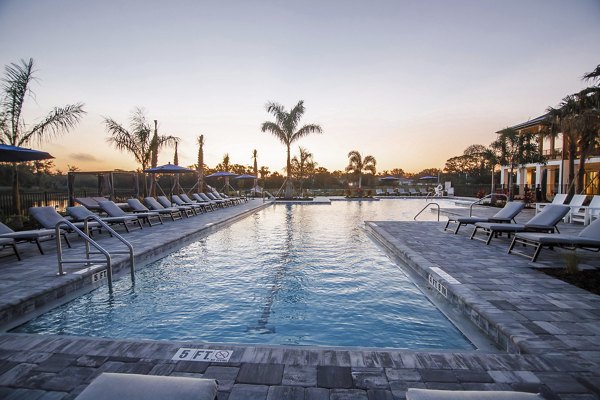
0,198,599,399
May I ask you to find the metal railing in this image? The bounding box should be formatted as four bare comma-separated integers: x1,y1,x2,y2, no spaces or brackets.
414,202,441,221
54,216,135,291
468,193,509,216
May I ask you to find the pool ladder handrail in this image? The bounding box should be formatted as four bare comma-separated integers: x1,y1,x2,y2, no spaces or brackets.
414,202,441,221
468,193,509,216
55,216,135,291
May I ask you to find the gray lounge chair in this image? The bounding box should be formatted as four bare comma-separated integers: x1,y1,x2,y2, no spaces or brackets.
74,197,107,211
67,205,142,233
408,188,418,196
29,206,102,236
172,194,206,214
470,204,570,245
508,217,600,262
193,193,221,209
145,197,191,218
128,198,181,221
444,201,525,234
180,193,214,211
406,388,544,400
208,192,234,206
397,188,408,196
75,372,217,400
156,196,195,217
0,221,69,254
0,237,20,260
99,201,161,227
197,192,226,207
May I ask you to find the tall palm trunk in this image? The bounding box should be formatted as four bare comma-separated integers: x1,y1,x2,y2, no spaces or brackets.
358,173,362,189
285,143,293,198
11,163,22,227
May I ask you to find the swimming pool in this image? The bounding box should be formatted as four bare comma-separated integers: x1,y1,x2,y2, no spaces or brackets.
14,199,473,349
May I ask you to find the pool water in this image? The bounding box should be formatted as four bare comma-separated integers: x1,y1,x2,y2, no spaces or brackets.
14,200,472,349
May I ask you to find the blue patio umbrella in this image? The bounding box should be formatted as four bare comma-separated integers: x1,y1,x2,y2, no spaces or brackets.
419,175,437,180
0,144,54,162
233,174,257,180
379,176,400,182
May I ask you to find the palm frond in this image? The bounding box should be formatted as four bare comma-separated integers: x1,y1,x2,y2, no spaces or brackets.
23,103,85,146
1,58,36,144
363,155,377,167
265,102,287,125
261,121,288,145
288,100,305,129
583,64,600,84
291,124,322,143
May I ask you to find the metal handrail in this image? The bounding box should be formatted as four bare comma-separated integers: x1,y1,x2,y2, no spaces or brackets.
54,216,136,291
468,193,509,216
414,202,440,221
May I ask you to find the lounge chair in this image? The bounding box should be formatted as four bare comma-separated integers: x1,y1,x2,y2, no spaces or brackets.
0,221,70,254
156,196,195,217
0,237,20,260
470,204,570,245
386,188,395,196
67,205,142,233
397,188,408,196
145,196,192,218
535,193,567,214
562,194,588,223
408,188,418,196
74,197,107,211
29,206,102,236
204,192,230,207
406,388,544,400
128,198,181,221
99,200,162,227
444,201,525,234
193,193,223,208
375,189,384,196
508,217,600,262
74,372,217,400
218,192,243,204
570,195,600,225
180,193,215,211
172,194,206,214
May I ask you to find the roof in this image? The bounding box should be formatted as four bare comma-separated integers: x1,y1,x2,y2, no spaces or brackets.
496,113,549,133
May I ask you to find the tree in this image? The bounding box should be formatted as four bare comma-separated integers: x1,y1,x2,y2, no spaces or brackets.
491,128,545,199
345,150,376,189
583,63,600,85
104,108,177,195
290,146,314,192
0,58,85,220
261,100,322,198
197,134,204,192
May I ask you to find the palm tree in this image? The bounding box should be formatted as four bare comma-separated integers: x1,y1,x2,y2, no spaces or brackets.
290,146,314,193
252,149,258,191
0,58,85,220
104,108,177,195
346,151,376,189
197,134,205,192
490,128,545,199
261,100,322,198
583,63,600,85
221,153,230,171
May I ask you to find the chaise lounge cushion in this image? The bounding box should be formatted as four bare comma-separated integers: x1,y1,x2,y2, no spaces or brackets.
406,388,544,400
75,372,218,400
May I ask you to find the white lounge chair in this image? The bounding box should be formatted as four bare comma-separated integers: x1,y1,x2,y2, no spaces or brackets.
563,194,587,223
570,195,600,225
535,193,567,214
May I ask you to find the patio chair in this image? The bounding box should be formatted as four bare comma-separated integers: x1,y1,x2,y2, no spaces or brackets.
172,194,206,214
128,198,181,221
180,193,215,211
99,200,162,227
470,204,570,245
193,193,224,208
74,197,107,211
534,193,567,214
386,188,395,196
375,189,384,196
74,372,217,400
562,194,588,223
145,196,193,218
508,217,600,262
0,237,20,260
218,191,243,204
67,205,142,233
570,195,600,225
0,221,70,254
157,195,195,217
406,388,544,400
30,206,103,235
444,201,525,234
397,188,408,196
205,192,231,206
408,188,418,196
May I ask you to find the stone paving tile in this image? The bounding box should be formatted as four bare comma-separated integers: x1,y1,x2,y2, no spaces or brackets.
237,363,284,385
367,389,394,400
352,368,389,390
266,385,305,400
281,364,317,387
317,366,353,389
330,388,368,400
305,387,330,400
228,383,269,400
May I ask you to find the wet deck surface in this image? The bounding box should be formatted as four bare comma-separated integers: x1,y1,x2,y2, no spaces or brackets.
0,200,599,399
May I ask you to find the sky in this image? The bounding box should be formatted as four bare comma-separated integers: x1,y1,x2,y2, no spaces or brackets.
0,0,599,175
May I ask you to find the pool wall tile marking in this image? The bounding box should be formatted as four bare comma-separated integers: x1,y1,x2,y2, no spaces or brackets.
172,348,233,363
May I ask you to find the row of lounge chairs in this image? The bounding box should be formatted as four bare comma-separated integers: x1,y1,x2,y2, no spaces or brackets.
445,201,600,262
0,191,246,260
376,188,432,196
536,193,600,225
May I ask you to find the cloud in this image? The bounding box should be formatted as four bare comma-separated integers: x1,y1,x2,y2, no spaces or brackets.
69,153,99,162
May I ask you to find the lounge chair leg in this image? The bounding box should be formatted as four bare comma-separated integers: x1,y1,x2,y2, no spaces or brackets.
34,238,45,255
454,223,462,235
485,231,493,245
532,244,543,262
508,237,517,254
444,220,451,231
62,233,71,248
470,227,478,240
11,243,21,261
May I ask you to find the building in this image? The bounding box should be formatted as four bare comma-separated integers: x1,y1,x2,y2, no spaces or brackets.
498,114,600,199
